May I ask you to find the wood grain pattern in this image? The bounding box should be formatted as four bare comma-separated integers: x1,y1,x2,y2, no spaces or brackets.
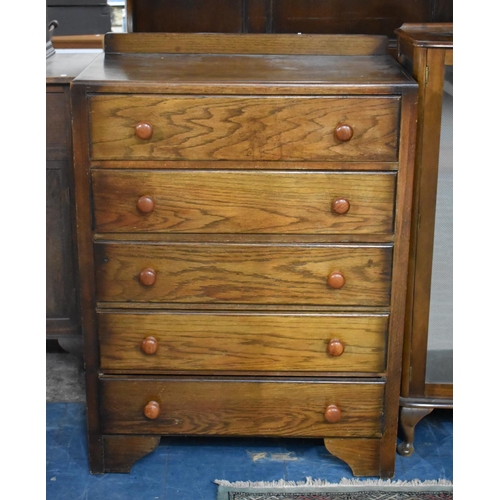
100,377,385,437
94,242,393,305
324,437,382,477
105,32,388,55
98,312,388,373
92,170,396,235
89,96,399,161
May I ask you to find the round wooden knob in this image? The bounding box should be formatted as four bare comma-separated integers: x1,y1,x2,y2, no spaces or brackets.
327,272,345,289
137,195,155,214
334,124,353,142
135,122,153,140
139,268,156,286
144,401,160,420
327,339,345,356
324,404,342,423
141,336,158,355
331,198,350,215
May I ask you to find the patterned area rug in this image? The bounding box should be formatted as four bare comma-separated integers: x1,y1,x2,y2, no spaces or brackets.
215,478,453,500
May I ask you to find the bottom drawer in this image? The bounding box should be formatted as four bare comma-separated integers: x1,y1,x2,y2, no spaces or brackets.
100,377,384,438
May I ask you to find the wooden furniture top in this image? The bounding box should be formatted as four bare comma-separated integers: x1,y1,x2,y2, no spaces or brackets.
395,23,453,48
46,52,101,84
103,32,389,55
52,34,105,50
74,33,415,92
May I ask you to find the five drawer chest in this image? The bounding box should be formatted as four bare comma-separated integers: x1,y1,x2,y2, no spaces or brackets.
71,33,417,478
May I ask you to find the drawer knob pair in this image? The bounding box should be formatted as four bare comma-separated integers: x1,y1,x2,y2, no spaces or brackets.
143,400,341,423
135,122,352,142
135,121,153,140
334,124,353,142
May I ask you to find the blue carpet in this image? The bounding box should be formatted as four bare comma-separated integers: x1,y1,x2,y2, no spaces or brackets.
46,403,452,500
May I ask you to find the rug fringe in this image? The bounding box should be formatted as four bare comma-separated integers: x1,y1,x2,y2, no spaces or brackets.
214,477,453,488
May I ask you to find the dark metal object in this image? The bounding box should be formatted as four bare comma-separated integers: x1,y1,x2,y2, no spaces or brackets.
46,20,58,59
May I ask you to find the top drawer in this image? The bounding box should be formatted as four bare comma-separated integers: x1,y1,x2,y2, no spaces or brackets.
89,95,400,162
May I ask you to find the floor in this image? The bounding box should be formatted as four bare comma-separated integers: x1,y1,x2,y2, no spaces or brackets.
46,348,453,500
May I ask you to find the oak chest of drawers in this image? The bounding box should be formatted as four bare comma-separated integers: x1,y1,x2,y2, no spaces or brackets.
71,33,417,478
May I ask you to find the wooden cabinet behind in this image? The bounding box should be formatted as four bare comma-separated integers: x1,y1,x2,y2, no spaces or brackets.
46,52,99,343
395,23,453,457
126,0,452,40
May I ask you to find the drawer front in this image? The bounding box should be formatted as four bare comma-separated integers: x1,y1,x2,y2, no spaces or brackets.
100,377,384,437
92,170,396,235
94,243,392,306
89,95,399,162
99,312,388,373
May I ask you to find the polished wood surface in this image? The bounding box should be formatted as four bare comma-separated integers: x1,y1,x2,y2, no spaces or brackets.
76,53,415,94
94,243,392,305
395,23,453,48
89,96,399,162
100,377,384,437
71,33,418,477
106,32,389,55
52,35,104,49
92,171,396,235
98,312,388,373
46,52,100,84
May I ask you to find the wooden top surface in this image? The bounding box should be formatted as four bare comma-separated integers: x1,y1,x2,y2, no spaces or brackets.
52,34,105,50
73,34,415,93
395,23,453,49
46,51,101,84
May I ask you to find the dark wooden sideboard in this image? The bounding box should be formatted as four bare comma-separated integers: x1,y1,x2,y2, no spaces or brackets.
125,0,452,42
46,52,100,348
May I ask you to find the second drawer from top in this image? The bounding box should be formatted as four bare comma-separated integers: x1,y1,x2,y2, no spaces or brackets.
92,170,396,235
